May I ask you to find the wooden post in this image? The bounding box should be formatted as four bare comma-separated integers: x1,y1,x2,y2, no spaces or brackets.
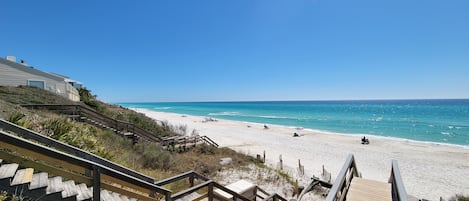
189,173,194,187
263,151,266,163
165,191,171,201
208,182,214,201
298,159,304,176
279,155,283,170
92,165,101,201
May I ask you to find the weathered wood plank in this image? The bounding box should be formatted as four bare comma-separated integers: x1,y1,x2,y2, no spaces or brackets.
30,172,49,190
101,189,113,201
112,192,124,201
0,150,92,186
346,177,391,201
11,168,34,185
101,182,160,201
0,163,19,179
101,174,151,195
119,194,130,201
46,176,64,194
0,141,87,175
61,180,78,198
76,183,92,201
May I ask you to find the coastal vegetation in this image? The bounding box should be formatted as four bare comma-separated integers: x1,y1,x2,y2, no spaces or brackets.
0,86,262,181
2,86,467,200
449,194,469,201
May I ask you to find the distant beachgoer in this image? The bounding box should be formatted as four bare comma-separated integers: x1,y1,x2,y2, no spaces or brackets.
293,132,299,137
361,136,369,144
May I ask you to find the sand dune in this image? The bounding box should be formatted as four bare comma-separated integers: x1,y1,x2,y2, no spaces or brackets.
135,108,469,200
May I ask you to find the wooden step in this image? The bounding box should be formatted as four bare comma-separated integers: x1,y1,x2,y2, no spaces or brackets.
61,180,78,198
30,172,48,190
112,192,124,201
76,183,92,201
100,189,113,201
11,168,34,185
46,176,64,194
120,194,130,201
346,177,392,201
0,163,19,179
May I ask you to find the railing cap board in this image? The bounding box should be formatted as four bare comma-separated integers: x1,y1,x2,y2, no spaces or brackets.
155,171,209,187
390,160,408,201
325,154,357,201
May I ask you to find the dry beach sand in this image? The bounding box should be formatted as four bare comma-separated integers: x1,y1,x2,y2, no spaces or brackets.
134,108,469,200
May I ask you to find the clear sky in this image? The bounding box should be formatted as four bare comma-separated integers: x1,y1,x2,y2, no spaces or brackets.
1,0,468,102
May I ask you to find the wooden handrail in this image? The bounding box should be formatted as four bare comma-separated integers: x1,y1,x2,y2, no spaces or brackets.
21,104,163,142
325,154,358,201
21,104,220,148
0,130,171,200
154,171,209,187
262,193,288,201
389,160,408,201
201,135,219,147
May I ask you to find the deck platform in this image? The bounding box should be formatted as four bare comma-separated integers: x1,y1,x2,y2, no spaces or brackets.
346,177,392,201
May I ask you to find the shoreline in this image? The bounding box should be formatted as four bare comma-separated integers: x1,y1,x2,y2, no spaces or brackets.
133,108,469,200
150,108,469,149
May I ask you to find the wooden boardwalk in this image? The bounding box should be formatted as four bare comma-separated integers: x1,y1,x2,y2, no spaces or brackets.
346,177,392,201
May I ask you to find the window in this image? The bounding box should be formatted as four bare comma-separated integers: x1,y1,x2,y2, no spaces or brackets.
27,80,45,89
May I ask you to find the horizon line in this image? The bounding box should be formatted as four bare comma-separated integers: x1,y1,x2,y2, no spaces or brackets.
115,98,469,104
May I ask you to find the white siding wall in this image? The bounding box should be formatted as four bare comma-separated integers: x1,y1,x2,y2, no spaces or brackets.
0,62,69,99
66,83,80,102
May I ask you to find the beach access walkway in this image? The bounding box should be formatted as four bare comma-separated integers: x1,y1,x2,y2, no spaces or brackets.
0,119,286,201
325,154,408,201
20,104,219,150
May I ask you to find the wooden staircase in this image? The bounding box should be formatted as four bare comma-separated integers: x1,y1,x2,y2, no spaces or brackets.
0,120,286,201
21,104,219,149
0,159,143,201
325,154,408,201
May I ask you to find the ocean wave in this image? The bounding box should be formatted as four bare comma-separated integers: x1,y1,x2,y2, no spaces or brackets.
441,132,454,137
153,107,171,110
258,115,293,119
208,112,240,116
208,111,300,120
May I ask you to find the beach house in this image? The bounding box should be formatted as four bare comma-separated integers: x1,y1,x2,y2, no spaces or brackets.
0,56,81,102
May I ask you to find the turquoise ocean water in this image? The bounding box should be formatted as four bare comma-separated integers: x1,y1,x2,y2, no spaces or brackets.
119,100,469,146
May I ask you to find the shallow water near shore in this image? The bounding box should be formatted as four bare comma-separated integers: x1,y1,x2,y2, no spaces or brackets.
119,99,469,146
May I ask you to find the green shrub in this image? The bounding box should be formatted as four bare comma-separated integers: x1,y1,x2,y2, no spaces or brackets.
44,117,73,139
6,111,25,124
449,194,469,201
0,191,7,201
195,144,217,155
134,143,173,170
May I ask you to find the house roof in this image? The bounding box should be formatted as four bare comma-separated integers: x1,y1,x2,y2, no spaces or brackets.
0,58,65,82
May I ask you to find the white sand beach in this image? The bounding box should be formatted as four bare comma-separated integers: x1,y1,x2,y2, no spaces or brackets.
135,108,469,200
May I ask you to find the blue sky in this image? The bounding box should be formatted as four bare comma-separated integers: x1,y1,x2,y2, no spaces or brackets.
1,0,468,102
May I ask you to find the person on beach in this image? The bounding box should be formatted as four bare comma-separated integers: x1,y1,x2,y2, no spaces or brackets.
361,136,369,144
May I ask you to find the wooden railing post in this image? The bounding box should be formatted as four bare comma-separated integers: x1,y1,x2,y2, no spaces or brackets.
189,173,195,187
208,182,214,201
165,191,172,201
93,165,101,200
